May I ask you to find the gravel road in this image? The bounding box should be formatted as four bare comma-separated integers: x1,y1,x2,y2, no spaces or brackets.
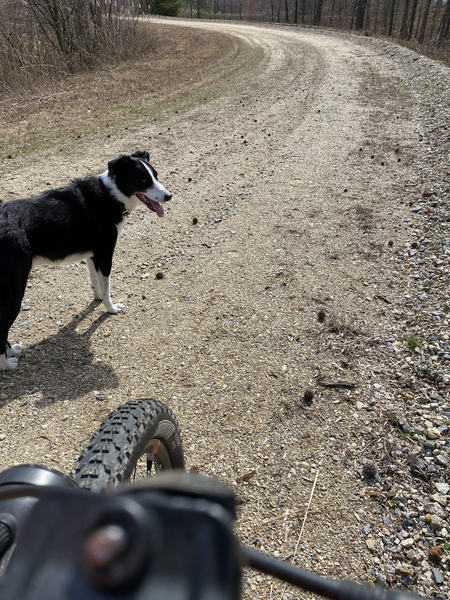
0,19,448,597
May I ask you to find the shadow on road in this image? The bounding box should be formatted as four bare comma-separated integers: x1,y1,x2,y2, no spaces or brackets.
0,301,119,407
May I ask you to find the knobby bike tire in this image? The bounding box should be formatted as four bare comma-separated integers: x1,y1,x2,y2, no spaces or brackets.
71,398,184,492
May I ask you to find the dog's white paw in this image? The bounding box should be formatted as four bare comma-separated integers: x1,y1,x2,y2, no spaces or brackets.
0,356,19,371
7,344,22,358
107,303,124,314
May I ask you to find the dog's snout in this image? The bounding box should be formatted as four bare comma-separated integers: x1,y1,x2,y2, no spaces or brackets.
165,192,172,202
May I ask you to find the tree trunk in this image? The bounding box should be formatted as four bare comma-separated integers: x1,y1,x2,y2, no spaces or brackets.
329,0,336,25
400,0,411,38
374,0,379,31
314,0,323,24
429,0,440,37
387,0,397,36
434,0,449,44
407,0,418,38
364,0,371,30
350,0,356,29
354,0,367,29
417,0,432,41
414,0,424,37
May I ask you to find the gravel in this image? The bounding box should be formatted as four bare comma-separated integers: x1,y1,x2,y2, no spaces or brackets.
0,18,449,598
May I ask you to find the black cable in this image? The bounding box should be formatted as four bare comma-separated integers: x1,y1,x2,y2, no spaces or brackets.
242,546,428,600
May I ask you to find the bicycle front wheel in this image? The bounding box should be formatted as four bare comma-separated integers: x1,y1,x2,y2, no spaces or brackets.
71,398,184,492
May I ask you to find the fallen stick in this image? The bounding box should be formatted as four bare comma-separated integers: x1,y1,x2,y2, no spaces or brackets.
319,380,357,389
281,464,322,599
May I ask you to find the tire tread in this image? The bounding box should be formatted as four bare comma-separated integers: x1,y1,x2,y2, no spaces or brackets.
71,398,184,492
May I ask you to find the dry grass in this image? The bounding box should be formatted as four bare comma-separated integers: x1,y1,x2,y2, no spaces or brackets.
0,0,146,92
0,23,241,159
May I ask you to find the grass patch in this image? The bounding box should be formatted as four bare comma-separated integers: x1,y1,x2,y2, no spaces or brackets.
406,335,421,350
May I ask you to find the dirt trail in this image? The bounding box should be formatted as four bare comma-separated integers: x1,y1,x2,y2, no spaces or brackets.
0,19,441,597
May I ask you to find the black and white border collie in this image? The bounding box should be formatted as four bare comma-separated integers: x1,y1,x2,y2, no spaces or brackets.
0,150,171,371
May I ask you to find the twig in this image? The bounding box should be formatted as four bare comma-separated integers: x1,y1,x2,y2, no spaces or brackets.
373,294,392,304
260,508,305,528
319,380,357,389
281,464,322,599
236,470,256,483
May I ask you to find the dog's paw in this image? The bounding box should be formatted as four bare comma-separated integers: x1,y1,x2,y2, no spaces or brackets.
6,344,22,358
107,303,124,314
0,357,19,371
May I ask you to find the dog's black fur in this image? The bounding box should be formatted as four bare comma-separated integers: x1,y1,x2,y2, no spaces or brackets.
0,150,171,370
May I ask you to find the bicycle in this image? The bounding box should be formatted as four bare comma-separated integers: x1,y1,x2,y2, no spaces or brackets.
0,398,427,599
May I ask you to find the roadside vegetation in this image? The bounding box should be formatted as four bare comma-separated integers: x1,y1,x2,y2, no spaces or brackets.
0,0,149,92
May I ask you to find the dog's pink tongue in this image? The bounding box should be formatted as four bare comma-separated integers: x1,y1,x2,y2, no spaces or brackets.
150,199,164,218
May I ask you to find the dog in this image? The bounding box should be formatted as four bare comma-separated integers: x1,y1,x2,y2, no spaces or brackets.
0,150,172,370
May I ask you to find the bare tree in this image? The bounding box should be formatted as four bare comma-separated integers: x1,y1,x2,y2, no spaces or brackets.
387,0,397,35
354,0,368,29
417,0,432,41
313,0,324,24
408,0,419,37
434,0,449,44
399,0,411,37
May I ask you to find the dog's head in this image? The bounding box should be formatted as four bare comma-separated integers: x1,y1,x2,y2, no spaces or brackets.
106,151,172,217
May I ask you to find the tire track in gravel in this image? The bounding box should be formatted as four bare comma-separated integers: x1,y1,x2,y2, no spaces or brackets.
0,19,424,597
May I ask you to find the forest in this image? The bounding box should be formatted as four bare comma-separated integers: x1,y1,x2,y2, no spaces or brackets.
144,0,449,48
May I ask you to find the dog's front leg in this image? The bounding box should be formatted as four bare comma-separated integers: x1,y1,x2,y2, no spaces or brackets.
6,342,22,358
99,273,124,314
0,354,19,370
92,249,124,315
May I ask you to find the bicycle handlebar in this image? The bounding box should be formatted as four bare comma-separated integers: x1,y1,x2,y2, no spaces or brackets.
0,465,428,600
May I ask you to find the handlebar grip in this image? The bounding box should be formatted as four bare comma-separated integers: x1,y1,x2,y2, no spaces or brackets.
0,522,13,558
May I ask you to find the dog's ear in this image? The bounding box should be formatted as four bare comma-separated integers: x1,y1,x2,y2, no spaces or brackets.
131,150,150,162
108,155,133,174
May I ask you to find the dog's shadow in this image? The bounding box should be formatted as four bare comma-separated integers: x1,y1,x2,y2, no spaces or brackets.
0,302,119,407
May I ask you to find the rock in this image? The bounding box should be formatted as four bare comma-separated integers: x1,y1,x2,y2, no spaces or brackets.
431,569,444,585
399,419,413,433
430,493,446,507
429,502,446,518
425,427,440,439
429,545,443,563
435,454,448,467
429,514,445,530
366,537,376,552
401,538,414,548
434,482,449,495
